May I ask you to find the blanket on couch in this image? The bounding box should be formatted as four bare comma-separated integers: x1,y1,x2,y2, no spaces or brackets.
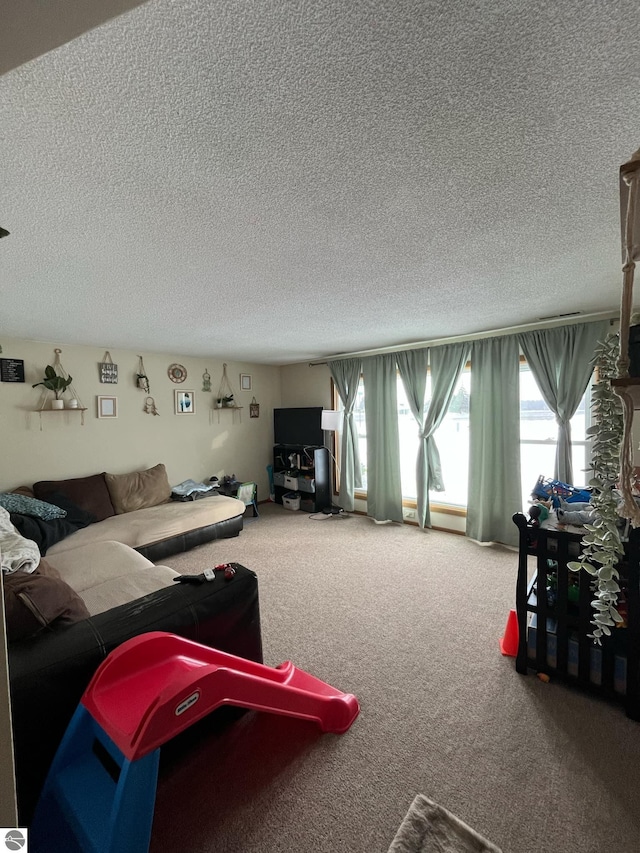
0,506,40,574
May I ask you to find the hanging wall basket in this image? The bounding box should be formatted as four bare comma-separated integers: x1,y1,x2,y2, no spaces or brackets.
136,356,150,393
250,397,260,418
215,363,236,408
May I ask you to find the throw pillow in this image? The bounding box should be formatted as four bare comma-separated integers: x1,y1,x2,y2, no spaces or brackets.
105,463,172,514
42,492,96,527
11,485,35,498
9,514,76,556
2,558,90,643
0,493,66,521
33,473,115,522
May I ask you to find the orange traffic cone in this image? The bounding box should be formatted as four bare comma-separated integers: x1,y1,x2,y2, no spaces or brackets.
499,609,519,657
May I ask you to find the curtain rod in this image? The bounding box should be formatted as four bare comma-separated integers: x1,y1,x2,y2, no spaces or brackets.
308,310,618,366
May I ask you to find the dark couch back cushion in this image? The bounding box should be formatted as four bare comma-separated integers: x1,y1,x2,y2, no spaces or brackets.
33,473,115,522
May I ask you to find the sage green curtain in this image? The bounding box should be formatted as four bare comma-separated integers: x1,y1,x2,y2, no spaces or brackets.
362,354,403,522
517,320,608,483
467,335,521,546
329,358,363,512
397,342,469,529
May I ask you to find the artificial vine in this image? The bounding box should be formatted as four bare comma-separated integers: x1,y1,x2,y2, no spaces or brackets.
567,332,625,643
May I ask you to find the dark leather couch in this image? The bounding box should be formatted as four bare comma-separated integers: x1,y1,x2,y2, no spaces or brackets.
9,563,263,823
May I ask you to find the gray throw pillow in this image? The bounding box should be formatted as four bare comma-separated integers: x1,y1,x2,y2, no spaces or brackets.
0,493,67,521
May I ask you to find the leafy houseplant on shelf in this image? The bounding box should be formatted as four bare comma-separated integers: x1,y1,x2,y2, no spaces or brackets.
32,365,73,409
567,332,625,643
216,395,234,408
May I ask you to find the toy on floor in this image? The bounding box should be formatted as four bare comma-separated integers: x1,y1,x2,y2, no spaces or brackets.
30,631,360,853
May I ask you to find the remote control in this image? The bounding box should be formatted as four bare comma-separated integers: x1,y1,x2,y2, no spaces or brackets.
203,568,216,582
173,574,205,584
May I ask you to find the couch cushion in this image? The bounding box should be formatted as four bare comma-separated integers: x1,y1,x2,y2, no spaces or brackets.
33,473,115,522
45,540,179,615
2,558,90,643
46,494,245,556
105,463,172,514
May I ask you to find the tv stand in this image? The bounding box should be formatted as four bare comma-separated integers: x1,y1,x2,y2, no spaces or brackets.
272,444,331,513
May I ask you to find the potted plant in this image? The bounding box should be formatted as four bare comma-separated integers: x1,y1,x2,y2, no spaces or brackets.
216,395,234,408
32,365,73,409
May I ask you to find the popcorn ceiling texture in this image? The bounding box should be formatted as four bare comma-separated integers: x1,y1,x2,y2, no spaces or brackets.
1,0,639,364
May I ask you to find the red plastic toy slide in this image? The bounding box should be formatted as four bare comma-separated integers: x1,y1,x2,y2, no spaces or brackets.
83,631,360,758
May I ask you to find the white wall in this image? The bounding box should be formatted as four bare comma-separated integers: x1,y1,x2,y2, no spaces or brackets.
0,338,280,500
279,361,333,408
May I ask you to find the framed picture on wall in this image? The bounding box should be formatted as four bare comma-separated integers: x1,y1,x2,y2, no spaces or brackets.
240,373,252,391
97,396,118,418
175,389,195,415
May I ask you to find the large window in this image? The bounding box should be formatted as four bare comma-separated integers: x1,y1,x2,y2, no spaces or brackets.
347,358,591,514
350,369,471,507
519,362,590,509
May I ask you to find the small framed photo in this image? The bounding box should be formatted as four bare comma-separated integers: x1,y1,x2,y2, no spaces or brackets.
175,389,195,415
97,396,118,418
240,373,252,391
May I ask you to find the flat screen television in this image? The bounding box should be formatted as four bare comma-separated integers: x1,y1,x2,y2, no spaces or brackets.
274,407,323,447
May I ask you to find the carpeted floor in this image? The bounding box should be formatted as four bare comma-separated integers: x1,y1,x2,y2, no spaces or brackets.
149,502,640,853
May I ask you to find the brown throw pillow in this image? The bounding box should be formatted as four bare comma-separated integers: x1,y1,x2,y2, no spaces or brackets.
105,463,172,514
11,485,35,498
33,473,115,522
2,558,90,643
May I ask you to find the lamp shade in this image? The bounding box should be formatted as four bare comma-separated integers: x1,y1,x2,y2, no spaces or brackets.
321,409,342,431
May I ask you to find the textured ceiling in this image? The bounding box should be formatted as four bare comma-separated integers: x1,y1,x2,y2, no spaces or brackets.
1,0,639,364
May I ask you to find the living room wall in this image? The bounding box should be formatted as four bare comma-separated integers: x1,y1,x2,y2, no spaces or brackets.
0,337,281,499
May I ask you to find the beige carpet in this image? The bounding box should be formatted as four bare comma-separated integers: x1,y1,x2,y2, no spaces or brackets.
149,502,640,853
388,795,502,853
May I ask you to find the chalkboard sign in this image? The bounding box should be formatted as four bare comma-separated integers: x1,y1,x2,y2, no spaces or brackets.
1,358,25,383
99,352,118,384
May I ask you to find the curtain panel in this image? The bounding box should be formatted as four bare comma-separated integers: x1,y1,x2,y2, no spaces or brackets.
329,358,363,513
517,320,608,483
361,354,403,522
466,335,521,546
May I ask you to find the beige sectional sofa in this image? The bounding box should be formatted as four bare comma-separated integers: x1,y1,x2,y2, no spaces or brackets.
4,464,260,822
45,498,246,614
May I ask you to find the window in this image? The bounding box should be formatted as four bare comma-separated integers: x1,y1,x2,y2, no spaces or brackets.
344,357,591,515
350,368,471,508
519,361,590,509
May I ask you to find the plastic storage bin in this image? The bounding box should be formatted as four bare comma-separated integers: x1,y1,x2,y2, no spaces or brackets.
284,475,299,490
297,477,315,494
283,492,301,511
273,471,285,487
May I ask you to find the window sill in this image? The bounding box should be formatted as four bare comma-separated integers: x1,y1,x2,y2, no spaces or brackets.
353,491,467,518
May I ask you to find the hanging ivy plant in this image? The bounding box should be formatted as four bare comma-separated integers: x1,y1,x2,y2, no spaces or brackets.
567,332,625,643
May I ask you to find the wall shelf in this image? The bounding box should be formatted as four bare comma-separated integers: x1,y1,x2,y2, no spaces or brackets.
31,407,87,428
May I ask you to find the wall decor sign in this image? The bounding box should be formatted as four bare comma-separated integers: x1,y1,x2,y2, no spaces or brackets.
240,373,252,391
168,363,187,383
99,352,118,384
249,397,260,418
175,389,195,415
97,396,118,418
0,358,25,382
